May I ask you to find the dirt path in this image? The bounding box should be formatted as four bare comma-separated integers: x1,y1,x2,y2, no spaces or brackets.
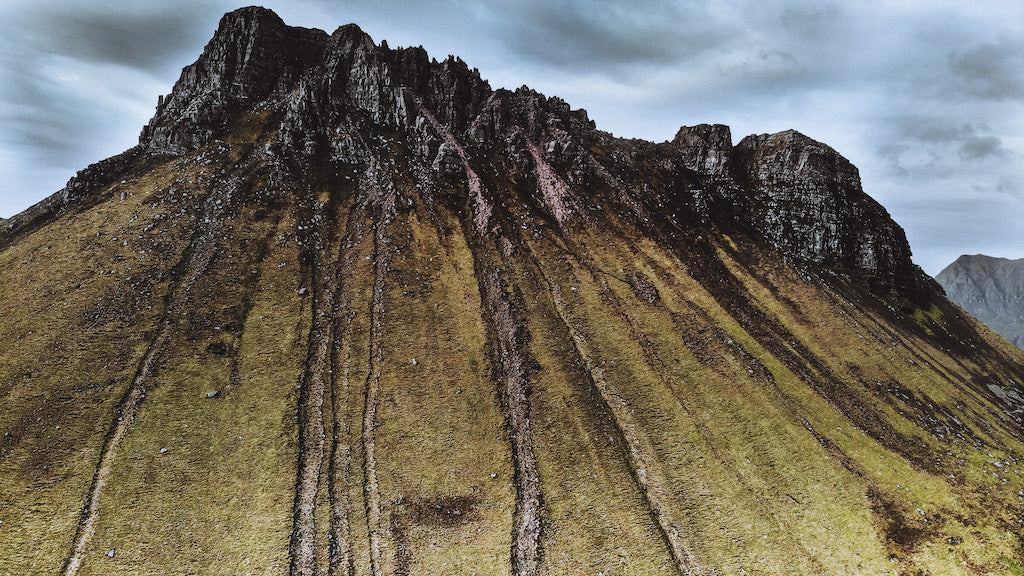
413,97,543,576
61,183,230,576
361,160,396,576
532,261,702,576
289,221,338,576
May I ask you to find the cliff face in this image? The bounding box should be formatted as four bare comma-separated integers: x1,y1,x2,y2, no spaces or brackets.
2,8,1024,576
937,254,1024,349
131,6,922,298
732,130,919,293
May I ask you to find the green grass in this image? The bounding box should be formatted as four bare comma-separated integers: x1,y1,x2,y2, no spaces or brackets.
2,147,1023,575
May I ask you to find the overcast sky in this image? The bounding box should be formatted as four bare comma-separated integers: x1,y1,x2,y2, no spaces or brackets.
1,1,1021,274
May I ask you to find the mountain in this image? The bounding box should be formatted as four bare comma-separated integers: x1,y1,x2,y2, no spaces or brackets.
2,7,1024,576
937,255,1024,350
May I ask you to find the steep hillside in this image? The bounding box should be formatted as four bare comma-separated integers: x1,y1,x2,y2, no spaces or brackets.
937,255,1024,350
2,8,1024,576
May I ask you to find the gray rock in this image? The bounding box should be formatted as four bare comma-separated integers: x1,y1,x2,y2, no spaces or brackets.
732,130,921,295
673,124,732,176
936,255,1024,350
129,6,927,301
206,390,220,398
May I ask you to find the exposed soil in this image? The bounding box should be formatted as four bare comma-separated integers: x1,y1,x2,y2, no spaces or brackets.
867,485,942,557
391,495,479,576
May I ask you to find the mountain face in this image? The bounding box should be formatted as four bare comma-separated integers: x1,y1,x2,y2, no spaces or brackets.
2,7,1024,576
937,255,1024,350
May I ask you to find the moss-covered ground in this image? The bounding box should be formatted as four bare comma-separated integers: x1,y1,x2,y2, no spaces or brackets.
2,121,1023,576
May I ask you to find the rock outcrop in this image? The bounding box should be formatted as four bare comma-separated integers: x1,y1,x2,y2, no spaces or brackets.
937,254,1024,349
132,6,923,298
672,123,732,176
140,8,329,154
731,130,922,294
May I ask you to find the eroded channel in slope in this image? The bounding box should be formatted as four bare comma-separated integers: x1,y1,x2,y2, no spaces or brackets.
414,98,543,576
290,190,345,576
361,160,397,576
61,176,237,576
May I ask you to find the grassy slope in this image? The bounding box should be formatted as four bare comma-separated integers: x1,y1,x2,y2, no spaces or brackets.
1,126,1023,576
0,160,194,574
371,204,515,574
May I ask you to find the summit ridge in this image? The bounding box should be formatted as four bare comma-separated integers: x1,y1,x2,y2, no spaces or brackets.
132,7,924,297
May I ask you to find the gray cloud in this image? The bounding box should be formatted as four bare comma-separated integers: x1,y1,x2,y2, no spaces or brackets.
25,11,206,72
6,1,227,74
873,118,1014,182
958,135,1005,161
949,37,1024,101
0,0,229,217
488,0,733,70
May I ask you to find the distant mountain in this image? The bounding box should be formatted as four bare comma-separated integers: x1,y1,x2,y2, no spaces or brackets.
936,254,1024,349
2,7,1024,576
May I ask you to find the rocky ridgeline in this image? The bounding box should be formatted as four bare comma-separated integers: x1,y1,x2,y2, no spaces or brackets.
15,6,922,297
937,255,1024,349
732,130,918,294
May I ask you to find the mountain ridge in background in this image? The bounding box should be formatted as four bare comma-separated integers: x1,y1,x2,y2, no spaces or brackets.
2,7,1024,575
937,254,1024,350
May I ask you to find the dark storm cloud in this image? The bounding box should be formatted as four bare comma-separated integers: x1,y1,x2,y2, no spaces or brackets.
0,0,232,215
0,1,1021,274
949,37,1024,101
487,0,733,69
19,8,209,73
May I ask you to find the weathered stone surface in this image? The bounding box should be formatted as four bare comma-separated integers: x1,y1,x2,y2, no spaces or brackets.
672,123,732,176
732,130,921,294
937,255,1024,349
131,7,927,298
140,7,330,154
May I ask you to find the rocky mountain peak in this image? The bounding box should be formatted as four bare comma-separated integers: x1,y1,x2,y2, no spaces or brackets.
732,129,921,294
86,7,926,299
139,7,495,155
140,7,329,153
936,254,1024,349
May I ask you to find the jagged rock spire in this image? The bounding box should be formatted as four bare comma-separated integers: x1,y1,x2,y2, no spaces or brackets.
139,7,921,295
